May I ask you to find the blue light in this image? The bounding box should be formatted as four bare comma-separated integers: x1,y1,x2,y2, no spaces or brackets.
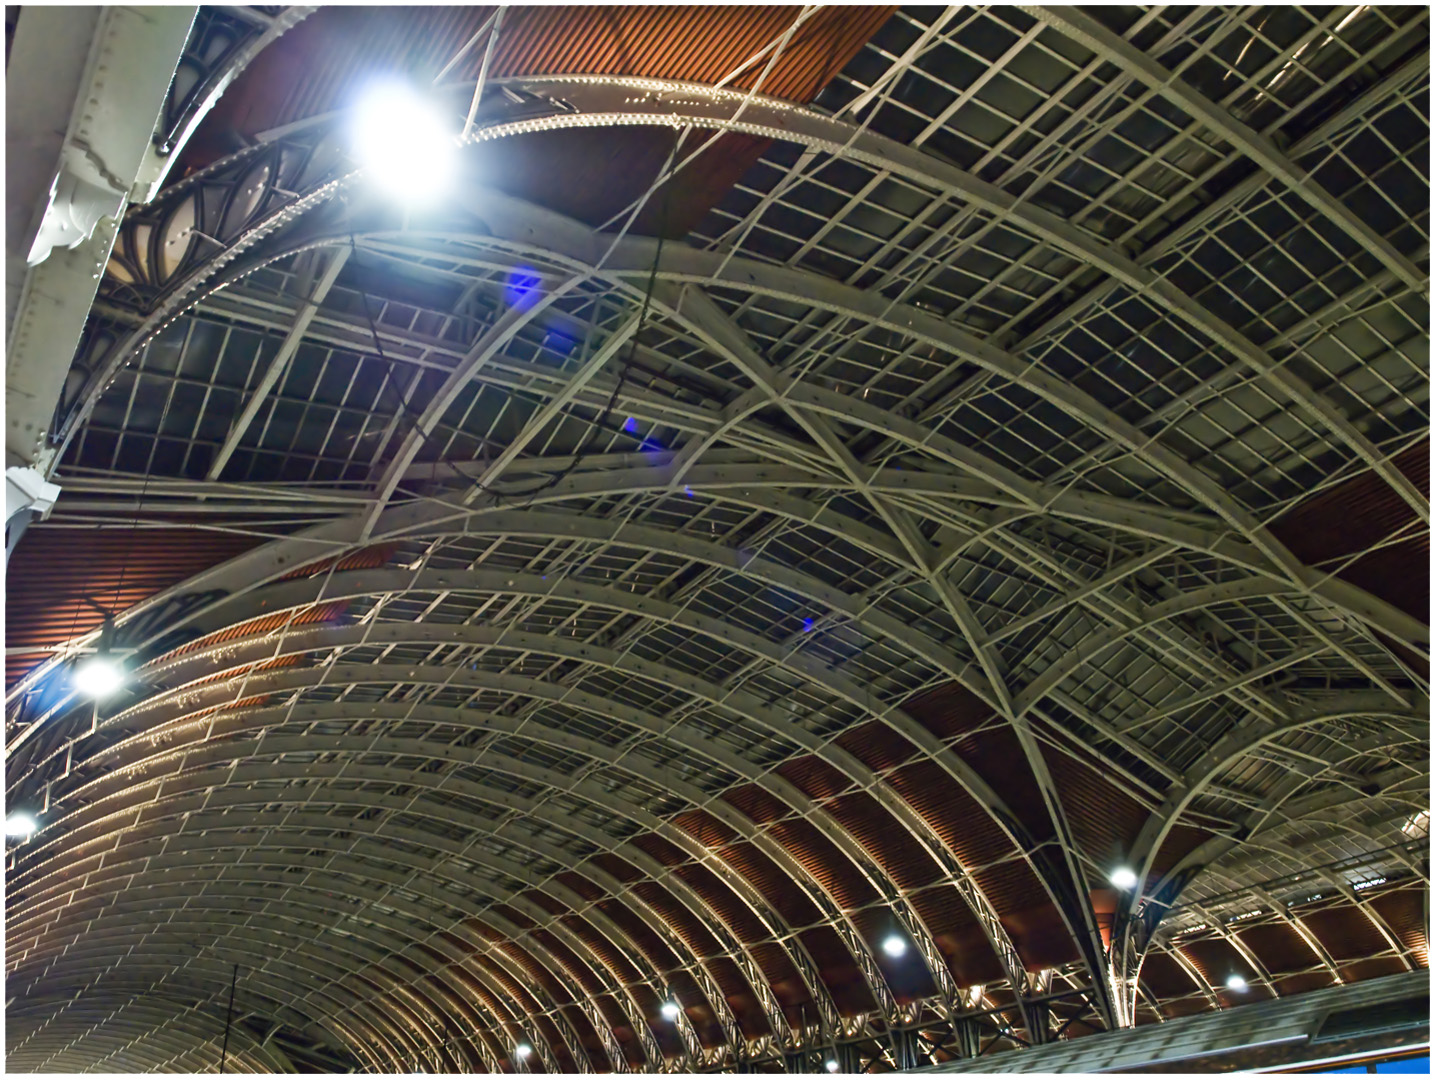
622,417,639,434
683,486,694,497
505,269,542,311
803,617,815,633
640,437,663,452
1376,1058,1431,1074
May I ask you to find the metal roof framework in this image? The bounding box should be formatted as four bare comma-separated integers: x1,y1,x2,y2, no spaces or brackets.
5,4,1430,1073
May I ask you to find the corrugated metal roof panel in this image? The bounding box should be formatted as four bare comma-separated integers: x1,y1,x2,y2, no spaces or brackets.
629,879,721,959
1040,744,1148,871
182,6,894,238
1271,439,1429,628
716,840,821,928
795,924,874,1015
1131,949,1192,1000
277,543,397,582
1335,956,1410,984
903,685,1054,843
1303,904,1398,962
1367,887,1428,965
835,718,921,771
6,526,264,689
594,897,680,970
559,913,645,984
1236,922,1325,975
847,904,937,1003
671,807,740,849
672,862,773,950
707,955,775,1038
902,682,995,742
827,790,943,892
528,926,606,996
746,940,811,1010
191,6,895,150
162,600,349,659
557,870,608,903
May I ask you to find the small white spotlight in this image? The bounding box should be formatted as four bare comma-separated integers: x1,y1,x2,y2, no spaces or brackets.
1109,867,1139,890
660,1001,681,1021
825,1060,840,1073
514,1043,532,1059
74,654,124,699
881,934,907,958
1225,974,1248,992
351,81,456,205
5,812,37,839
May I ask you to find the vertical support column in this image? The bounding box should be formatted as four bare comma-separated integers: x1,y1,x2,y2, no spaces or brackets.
1022,967,1053,1045
1023,998,1049,1046
889,1026,925,1070
952,1016,980,1060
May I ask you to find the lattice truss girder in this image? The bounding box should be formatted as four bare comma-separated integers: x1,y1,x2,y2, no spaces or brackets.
7,3,1429,1073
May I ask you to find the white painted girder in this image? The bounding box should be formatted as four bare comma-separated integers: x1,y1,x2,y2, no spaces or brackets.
89,657,933,1030
142,622,1027,1014
1022,5,1428,299
47,719,844,1050
15,51,1427,1067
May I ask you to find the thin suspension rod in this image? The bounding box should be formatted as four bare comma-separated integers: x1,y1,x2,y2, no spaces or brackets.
219,964,238,1075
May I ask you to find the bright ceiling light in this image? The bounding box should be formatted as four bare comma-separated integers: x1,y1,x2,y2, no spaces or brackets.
73,654,124,699
351,81,456,206
4,812,37,839
825,1060,840,1073
514,1042,532,1059
660,1001,681,1021
881,934,907,958
1109,867,1139,890
1225,974,1248,992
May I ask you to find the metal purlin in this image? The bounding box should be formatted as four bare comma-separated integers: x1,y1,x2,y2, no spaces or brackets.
14,8,1424,1068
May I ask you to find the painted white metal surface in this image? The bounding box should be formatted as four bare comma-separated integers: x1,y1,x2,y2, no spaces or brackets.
5,5,195,472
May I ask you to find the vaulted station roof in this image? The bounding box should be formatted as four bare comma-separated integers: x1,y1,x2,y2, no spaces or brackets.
5,5,1430,1073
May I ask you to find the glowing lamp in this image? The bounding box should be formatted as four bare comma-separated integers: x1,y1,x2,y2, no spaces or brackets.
1109,867,1139,890
351,81,456,205
4,812,37,839
74,654,124,699
1225,974,1248,992
660,1001,681,1021
880,934,907,958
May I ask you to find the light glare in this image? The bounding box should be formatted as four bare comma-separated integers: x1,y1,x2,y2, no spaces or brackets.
660,1001,681,1021
5,812,36,838
826,1061,840,1073
514,1043,532,1059
881,934,907,958
74,655,124,699
1225,974,1248,992
352,82,456,205
1109,867,1139,890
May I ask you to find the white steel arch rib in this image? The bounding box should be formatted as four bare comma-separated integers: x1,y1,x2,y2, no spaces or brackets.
11,17,1427,1072
54,74,1427,528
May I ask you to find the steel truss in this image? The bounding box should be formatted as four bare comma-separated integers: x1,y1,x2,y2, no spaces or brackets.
8,6,1428,1073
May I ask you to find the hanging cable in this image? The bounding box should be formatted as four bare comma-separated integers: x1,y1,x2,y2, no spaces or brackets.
218,963,238,1074
345,130,679,508
493,140,677,505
